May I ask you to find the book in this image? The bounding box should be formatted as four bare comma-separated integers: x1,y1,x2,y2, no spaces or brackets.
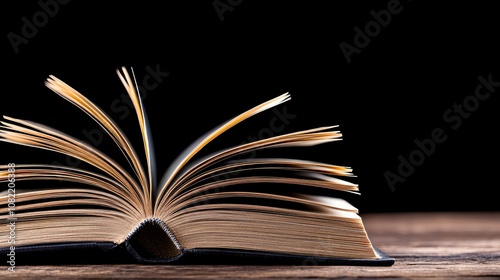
0,67,394,266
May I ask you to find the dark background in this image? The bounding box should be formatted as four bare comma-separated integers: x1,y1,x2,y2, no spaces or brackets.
2,1,499,213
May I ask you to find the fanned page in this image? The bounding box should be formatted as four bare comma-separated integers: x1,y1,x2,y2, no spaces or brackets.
43,70,153,212
152,93,380,260
156,93,291,201
0,67,155,246
116,68,157,202
152,128,380,259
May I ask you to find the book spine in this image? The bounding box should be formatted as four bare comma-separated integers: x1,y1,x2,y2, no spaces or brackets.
125,217,183,251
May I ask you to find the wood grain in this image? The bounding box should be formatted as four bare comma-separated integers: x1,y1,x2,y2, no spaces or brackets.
2,212,500,279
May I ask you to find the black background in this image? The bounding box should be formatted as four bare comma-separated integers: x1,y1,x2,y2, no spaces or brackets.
2,1,499,213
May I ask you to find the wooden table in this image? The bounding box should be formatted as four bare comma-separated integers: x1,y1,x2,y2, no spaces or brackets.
2,212,500,279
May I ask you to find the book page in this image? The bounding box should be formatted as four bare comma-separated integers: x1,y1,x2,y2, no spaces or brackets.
1,69,156,218
45,75,148,193
154,125,356,211
116,67,157,204
155,93,291,204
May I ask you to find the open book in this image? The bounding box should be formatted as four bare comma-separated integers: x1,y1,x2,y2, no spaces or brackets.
0,67,394,265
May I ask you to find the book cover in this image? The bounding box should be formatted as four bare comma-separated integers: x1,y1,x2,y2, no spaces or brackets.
1,67,394,266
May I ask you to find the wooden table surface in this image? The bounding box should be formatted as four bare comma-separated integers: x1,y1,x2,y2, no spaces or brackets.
2,212,500,279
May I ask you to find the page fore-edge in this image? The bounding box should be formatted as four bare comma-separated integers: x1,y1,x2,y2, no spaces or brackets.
1,218,395,266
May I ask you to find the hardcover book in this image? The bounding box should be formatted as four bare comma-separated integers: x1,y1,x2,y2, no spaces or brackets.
1,67,394,266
